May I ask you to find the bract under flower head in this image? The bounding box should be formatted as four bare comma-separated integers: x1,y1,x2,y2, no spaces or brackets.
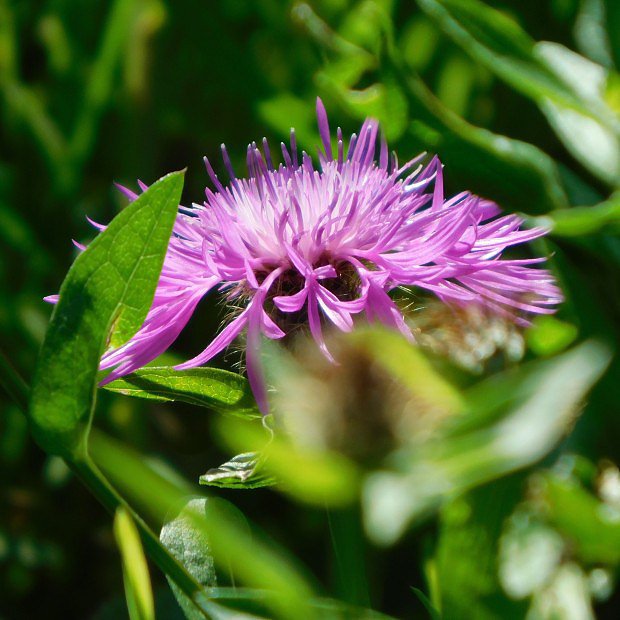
83,99,560,412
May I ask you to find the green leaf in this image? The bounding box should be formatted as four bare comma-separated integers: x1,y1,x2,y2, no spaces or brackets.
103,366,260,418
258,94,320,151
433,477,529,620
114,507,155,620
214,415,360,508
525,316,579,357
363,341,611,545
416,0,620,187
400,70,569,213
199,452,276,490
331,80,409,141
538,472,620,565
29,170,184,457
304,5,568,213
534,192,620,237
416,0,619,130
574,0,614,67
91,431,317,619
160,498,217,620
535,42,620,186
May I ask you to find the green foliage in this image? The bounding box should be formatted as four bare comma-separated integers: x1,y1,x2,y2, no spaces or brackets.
539,192,620,236
114,507,156,620
1,0,620,618
90,431,319,619
525,316,578,357
416,0,616,124
417,0,620,191
363,341,610,544
104,367,260,418
432,477,529,620
538,470,620,565
495,456,620,617
214,414,361,507
28,171,183,456
536,42,620,187
160,499,217,620
199,453,276,490
296,1,569,213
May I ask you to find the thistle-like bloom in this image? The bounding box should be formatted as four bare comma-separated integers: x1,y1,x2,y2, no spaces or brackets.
64,99,561,412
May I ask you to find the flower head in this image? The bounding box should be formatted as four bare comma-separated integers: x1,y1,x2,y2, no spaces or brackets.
75,99,560,412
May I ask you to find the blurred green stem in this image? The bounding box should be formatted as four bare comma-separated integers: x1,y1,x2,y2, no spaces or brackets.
384,52,568,212
0,0,139,197
69,0,138,169
70,451,213,619
0,0,68,185
326,505,371,608
0,348,29,413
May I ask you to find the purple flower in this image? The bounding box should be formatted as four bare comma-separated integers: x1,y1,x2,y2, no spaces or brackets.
57,99,562,413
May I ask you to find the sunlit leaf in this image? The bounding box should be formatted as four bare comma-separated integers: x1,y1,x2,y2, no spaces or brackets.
103,366,259,418
199,452,276,489
328,81,409,140
29,171,184,456
400,16,440,71
258,94,320,151
114,507,155,620
417,0,619,129
525,316,579,357
536,42,620,186
338,0,393,56
363,341,611,544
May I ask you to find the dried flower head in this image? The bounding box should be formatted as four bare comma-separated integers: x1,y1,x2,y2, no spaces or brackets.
53,99,561,412
411,299,526,372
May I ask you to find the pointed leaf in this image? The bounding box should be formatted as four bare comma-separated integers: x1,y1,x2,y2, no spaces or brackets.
103,366,259,418
114,507,155,620
200,453,276,490
417,0,619,131
29,171,184,456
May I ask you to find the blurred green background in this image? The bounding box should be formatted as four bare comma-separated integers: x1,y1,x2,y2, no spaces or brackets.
1,0,620,618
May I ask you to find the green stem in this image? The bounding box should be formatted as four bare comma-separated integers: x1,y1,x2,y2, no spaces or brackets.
69,0,138,169
326,505,371,608
0,348,29,413
69,452,214,619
